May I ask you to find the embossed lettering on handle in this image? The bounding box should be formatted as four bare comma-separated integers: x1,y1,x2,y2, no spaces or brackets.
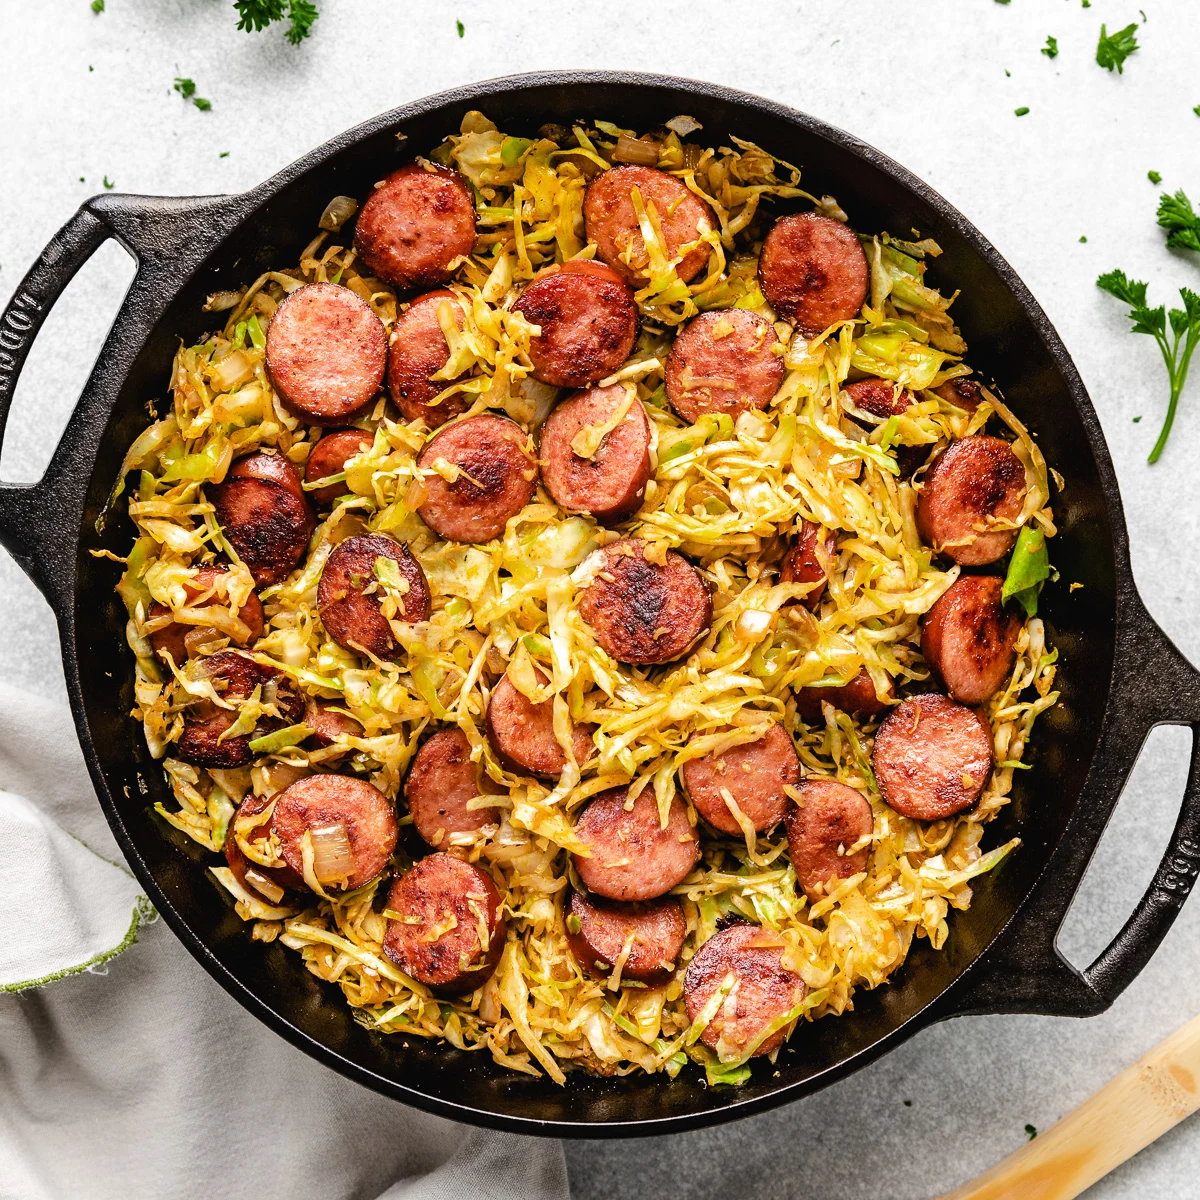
0,291,44,401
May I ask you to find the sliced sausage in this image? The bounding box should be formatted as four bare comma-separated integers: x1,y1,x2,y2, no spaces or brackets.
265,283,386,424
572,787,700,902
354,163,477,292
785,779,873,901
515,261,638,388
176,651,304,769
683,923,807,1058
844,377,913,418
872,693,993,821
304,429,372,506
404,727,503,846
271,772,398,892
917,435,1026,566
485,668,594,778
566,890,686,985
780,521,837,610
681,724,800,835
387,289,472,426
922,575,1021,704
147,566,264,665
304,699,364,748
539,385,651,524
382,854,505,994
577,539,711,665
758,212,869,337
796,667,893,723
665,309,785,424
417,414,537,543
210,452,315,587
583,165,715,287
934,377,983,410
224,792,305,898
316,533,431,659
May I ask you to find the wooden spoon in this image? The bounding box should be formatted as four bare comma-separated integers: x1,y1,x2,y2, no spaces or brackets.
936,1012,1200,1200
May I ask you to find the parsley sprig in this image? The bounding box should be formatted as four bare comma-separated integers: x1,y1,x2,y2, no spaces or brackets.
234,0,319,44
1157,191,1200,253
173,77,212,112
1097,270,1200,462
1096,22,1139,73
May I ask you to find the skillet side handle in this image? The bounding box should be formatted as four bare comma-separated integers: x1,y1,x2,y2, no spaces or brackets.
938,593,1200,1020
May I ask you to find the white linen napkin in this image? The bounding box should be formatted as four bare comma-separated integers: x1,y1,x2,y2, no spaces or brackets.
0,682,568,1200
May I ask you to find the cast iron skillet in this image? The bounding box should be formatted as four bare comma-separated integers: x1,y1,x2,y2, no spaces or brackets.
2,71,1200,1137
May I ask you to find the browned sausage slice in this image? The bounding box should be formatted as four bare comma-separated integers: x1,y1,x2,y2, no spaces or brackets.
404,727,503,846
271,773,398,892
211,452,315,587
265,283,386,424
758,212,869,336
578,539,711,665
796,667,893,723
784,779,873,901
572,787,699,902
304,699,364,748
305,429,373,506
917,435,1026,565
844,377,914,417
539,385,651,524
872,693,993,821
683,923,807,1058
583,165,715,287
147,566,264,665
922,575,1021,704
382,854,505,994
665,309,785,424
176,652,304,769
780,521,837,610
934,377,983,410
417,414,537,543
681,724,800,835
354,163,477,291
565,890,686,984
224,792,305,898
316,533,431,659
515,261,638,388
485,668,594,778
386,290,472,426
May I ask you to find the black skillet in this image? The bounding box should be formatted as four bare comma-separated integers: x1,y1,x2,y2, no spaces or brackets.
2,71,1200,1137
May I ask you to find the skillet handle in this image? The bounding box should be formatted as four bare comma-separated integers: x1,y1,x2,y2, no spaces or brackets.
940,591,1200,1019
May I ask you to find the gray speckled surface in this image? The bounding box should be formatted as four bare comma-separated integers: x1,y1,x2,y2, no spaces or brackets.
2,2,1200,1195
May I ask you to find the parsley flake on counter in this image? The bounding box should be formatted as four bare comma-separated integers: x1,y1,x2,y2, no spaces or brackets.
235,0,319,44
1195,105,1200,117
1096,23,1139,73
1148,170,1163,184
1015,106,1030,116
173,77,213,112
1157,191,1200,253
1080,235,1088,242
1097,269,1200,462
91,0,104,12
103,176,114,189
220,151,230,158
456,19,465,36
1133,415,1143,422
1026,1124,1038,1140
1042,36,1059,59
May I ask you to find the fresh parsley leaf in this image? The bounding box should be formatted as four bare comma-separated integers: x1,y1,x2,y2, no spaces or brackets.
91,0,104,12
1015,106,1031,116
173,77,196,99
1026,1124,1038,1140
1082,0,1090,7
1004,69,1011,77
235,0,318,43
456,18,465,35
1133,415,1143,422
1157,191,1200,253
193,97,212,111
1098,269,1200,461
1148,170,1163,184
1042,36,1059,59
103,176,114,189
1080,235,1088,242
1096,23,1139,73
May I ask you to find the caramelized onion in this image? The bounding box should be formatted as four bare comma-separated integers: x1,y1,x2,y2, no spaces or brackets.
309,822,355,884
243,868,285,904
612,135,660,166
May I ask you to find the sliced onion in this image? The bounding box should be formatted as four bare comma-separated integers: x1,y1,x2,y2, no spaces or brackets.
183,625,224,656
319,195,358,232
243,868,285,904
309,822,355,884
666,114,703,137
204,289,244,312
612,135,661,166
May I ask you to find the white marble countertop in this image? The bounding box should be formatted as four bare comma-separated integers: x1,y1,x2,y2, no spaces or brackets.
2,1,1199,1195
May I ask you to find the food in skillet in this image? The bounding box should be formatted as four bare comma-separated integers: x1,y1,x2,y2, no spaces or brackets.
113,113,1059,1086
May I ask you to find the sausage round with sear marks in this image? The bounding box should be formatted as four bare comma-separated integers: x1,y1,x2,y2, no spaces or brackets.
572,787,700,902
317,533,431,660
934,377,983,411
577,539,711,665
872,693,993,821
665,309,785,425
354,163,477,292
304,428,372,507
211,452,315,587
386,289,473,426
224,792,305,898
565,890,686,985
486,667,594,778
780,521,837,610
271,773,398,893
515,261,639,388
176,651,304,769
539,385,651,524
304,699,364,748
417,414,538,543
922,574,1021,704
147,565,264,665
796,667,893,723
681,723,801,835
758,211,869,336
583,165,715,287
265,282,386,424
683,923,807,1059
844,377,914,418
785,778,874,901
405,726,503,847
382,854,505,994
917,435,1026,566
